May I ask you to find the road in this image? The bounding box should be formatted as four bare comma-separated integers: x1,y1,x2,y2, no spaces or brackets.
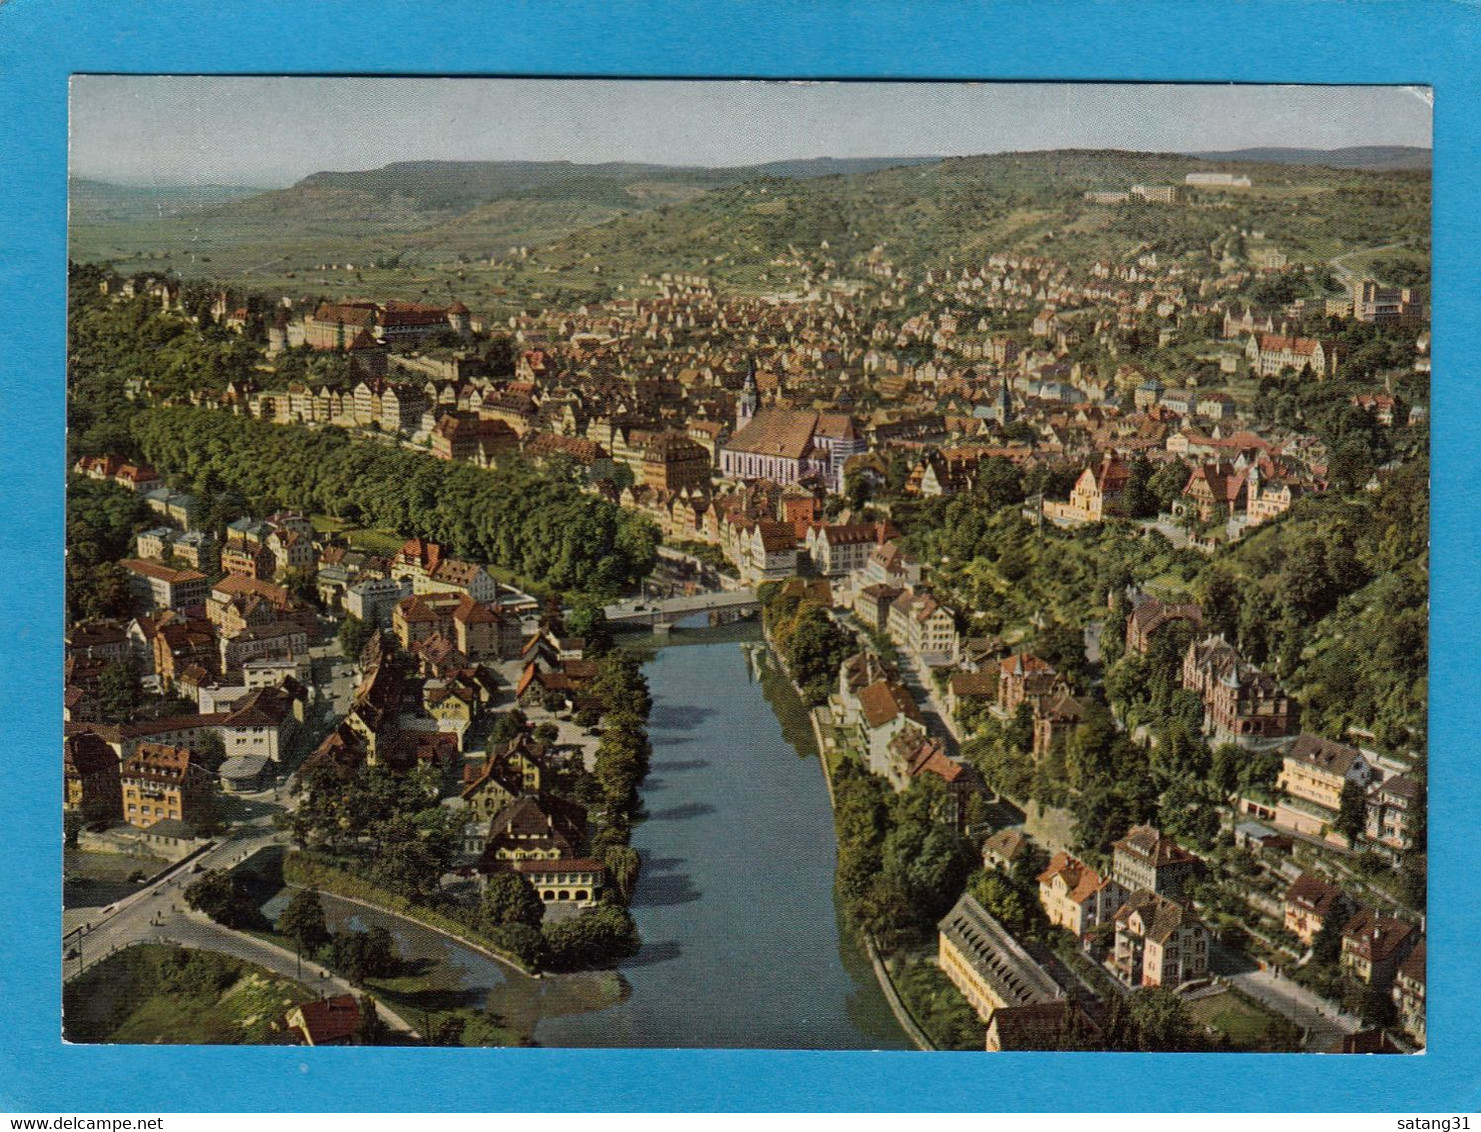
1328,240,1412,287
99,908,418,1037
64,813,418,1037
604,587,758,625
840,611,961,757
65,814,287,971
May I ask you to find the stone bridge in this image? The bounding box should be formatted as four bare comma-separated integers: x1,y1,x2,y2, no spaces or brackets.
604,588,760,631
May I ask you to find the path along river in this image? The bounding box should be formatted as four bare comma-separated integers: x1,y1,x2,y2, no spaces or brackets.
271,623,909,1048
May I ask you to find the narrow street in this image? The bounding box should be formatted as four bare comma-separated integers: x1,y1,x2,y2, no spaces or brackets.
839,610,961,756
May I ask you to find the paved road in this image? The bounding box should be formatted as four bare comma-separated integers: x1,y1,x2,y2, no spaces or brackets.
1329,240,1412,286
64,815,418,1037
604,588,758,624
839,611,962,757
65,819,288,980
111,908,418,1036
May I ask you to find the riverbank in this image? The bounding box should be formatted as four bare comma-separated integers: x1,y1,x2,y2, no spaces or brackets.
532,630,908,1048
282,851,540,976
760,619,935,1052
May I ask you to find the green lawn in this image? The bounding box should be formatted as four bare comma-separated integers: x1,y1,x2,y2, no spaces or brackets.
310,513,350,535
308,513,405,556
1186,988,1302,1051
344,527,409,556
64,945,314,1045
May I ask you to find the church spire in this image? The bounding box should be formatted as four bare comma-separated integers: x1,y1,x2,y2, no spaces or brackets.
738,356,759,428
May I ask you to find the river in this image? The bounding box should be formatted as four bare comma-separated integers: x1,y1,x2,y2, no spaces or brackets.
533,625,909,1048
268,624,909,1049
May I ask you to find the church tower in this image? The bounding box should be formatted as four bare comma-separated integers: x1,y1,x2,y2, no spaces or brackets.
738,356,759,429
997,376,1015,425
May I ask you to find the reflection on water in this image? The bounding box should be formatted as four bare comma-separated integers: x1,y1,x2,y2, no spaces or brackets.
531,630,909,1049
260,626,908,1048
267,890,629,1039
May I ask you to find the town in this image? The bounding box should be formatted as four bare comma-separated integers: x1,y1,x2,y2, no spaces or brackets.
64,147,1428,1052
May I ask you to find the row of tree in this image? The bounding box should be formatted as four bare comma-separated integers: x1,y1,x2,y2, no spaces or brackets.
759,583,858,706
129,406,658,599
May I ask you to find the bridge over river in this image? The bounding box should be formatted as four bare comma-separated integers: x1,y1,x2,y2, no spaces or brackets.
604,588,760,630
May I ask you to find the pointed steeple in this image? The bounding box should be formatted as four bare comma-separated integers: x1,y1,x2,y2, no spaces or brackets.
738,356,759,428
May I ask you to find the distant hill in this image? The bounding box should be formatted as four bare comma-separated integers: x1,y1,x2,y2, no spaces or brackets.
66,149,1429,302
68,178,267,223
529,148,1431,283
1187,146,1431,171
201,156,942,230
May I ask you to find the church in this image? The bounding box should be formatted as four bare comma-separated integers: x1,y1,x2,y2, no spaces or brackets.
719,360,864,492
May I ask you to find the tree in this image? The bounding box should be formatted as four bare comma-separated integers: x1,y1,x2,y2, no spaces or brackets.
488,710,528,746
1336,778,1368,845
283,567,320,609
1148,461,1189,515
1121,455,1158,519
1127,987,1205,1051
541,905,641,971
278,888,331,953
332,926,401,984
1311,906,1344,967
784,606,856,705
968,870,1033,933
1199,566,1242,642
564,599,613,656
356,994,390,1045
183,869,257,929
483,334,516,376
1209,743,1243,796
974,456,1025,512
600,844,641,902
480,872,546,930
364,810,462,902
337,615,378,661
96,660,142,723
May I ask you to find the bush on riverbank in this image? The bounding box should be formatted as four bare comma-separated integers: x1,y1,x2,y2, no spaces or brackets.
760,581,857,707
541,906,643,973
283,851,543,972
889,953,986,1051
831,757,976,951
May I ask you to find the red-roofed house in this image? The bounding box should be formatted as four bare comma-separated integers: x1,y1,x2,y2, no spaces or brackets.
1247,332,1340,379
1038,851,1129,936
997,653,1057,714
283,995,364,1046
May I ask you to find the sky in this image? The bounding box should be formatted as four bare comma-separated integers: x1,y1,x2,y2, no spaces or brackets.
69,77,1433,187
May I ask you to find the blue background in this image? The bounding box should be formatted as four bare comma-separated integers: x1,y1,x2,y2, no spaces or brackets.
1,0,1475,1112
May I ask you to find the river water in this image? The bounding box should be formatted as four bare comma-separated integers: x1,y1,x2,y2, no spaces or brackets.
532,627,908,1048
270,625,908,1049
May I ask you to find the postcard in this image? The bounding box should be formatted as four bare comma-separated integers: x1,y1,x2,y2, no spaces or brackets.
59,74,1431,1055
4,0,1478,1114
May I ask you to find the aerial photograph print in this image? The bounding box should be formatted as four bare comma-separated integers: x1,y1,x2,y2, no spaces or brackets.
62,78,1429,1054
